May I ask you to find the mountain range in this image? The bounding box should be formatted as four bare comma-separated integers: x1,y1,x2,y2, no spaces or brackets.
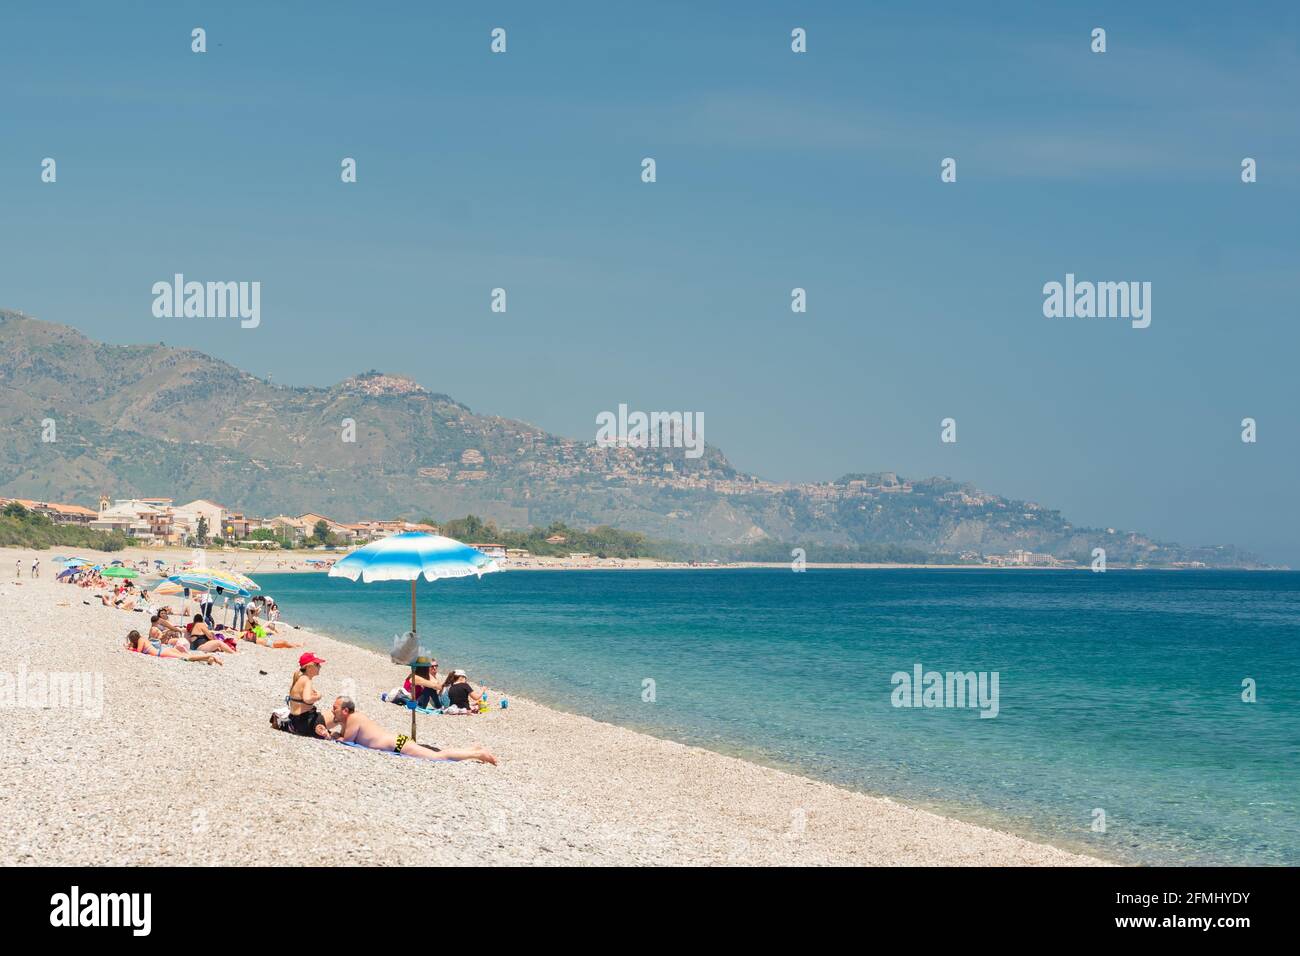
0,309,1268,567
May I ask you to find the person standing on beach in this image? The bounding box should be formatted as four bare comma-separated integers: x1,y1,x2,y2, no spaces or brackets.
232,594,246,631
31,558,39,578
327,697,497,764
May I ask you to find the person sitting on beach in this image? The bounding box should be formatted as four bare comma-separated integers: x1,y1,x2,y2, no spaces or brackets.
247,607,281,636
442,670,481,711
405,656,445,709
99,586,136,611
125,629,223,665
241,620,303,649
187,614,236,653
150,613,190,652
327,697,497,764
284,653,331,738
155,607,183,639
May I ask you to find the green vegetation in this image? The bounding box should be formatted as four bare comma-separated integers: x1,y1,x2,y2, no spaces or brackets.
0,502,127,552
309,519,342,548
427,515,956,565
433,516,659,559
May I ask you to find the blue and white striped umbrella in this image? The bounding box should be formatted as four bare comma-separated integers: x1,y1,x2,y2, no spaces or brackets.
328,532,498,742
327,532,498,584
164,571,252,597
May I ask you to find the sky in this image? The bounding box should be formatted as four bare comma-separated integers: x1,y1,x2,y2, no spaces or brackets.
1,1,1298,562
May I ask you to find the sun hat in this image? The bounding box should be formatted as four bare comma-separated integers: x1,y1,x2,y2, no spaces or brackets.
451,669,466,677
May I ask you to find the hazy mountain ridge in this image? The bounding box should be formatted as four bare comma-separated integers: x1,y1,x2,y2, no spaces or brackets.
0,310,1269,566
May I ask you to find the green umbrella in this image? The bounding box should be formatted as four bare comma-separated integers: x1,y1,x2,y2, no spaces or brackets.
100,566,139,579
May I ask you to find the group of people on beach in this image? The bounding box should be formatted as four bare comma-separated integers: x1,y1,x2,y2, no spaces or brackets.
279,653,497,764
68,562,499,765
388,655,484,713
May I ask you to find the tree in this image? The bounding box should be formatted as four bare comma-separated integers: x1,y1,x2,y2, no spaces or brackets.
2,502,28,519
196,515,209,544
312,520,331,545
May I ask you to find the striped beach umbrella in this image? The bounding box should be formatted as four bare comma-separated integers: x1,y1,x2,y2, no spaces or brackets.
328,532,499,741
164,571,251,597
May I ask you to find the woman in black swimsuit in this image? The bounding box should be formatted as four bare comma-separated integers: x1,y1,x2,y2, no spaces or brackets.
285,653,331,737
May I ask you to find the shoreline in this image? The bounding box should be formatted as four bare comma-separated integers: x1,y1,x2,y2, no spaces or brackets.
2,544,1279,574
1,571,1107,866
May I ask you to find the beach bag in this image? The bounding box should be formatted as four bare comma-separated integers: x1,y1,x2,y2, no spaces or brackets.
270,706,290,731
389,630,419,665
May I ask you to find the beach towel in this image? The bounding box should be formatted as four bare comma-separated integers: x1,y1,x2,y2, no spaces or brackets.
337,740,422,759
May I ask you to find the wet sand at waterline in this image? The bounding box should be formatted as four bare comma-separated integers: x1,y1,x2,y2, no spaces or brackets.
0,576,1104,866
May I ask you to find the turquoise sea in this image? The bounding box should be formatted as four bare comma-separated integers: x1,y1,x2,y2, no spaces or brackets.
254,568,1300,865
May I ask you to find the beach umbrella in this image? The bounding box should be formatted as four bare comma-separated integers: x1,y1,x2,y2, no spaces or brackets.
56,568,75,580
110,560,124,566
63,557,90,567
100,566,139,579
165,571,251,597
210,569,260,592
52,555,68,562
328,532,499,742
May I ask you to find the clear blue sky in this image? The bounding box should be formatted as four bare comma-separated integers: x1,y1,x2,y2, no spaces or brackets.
2,1,1297,562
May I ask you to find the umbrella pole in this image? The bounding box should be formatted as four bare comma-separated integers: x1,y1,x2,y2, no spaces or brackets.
410,579,417,743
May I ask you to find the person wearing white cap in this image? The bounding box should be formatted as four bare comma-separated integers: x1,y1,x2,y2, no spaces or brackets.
442,669,481,711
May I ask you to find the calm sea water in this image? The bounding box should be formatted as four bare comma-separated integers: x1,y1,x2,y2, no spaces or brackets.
253,568,1300,865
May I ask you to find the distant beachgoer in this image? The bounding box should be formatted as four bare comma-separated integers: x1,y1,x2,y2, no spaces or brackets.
241,621,302,649
232,595,246,631
155,607,183,638
31,559,39,578
150,613,189,651
15,559,21,579
187,615,236,653
125,629,223,665
199,593,215,627
443,670,481,711
327,698,497,763
285,653,330,738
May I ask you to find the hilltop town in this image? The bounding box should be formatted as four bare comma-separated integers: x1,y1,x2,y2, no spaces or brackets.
0,311,1271,568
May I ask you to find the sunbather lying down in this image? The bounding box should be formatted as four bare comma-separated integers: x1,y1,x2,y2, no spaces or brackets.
125,629,224,665
327,697,497,764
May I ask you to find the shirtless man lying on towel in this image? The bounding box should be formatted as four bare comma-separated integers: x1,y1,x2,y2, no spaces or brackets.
327,697,497,764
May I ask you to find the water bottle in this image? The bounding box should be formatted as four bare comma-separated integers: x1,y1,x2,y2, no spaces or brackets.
479,687,490,713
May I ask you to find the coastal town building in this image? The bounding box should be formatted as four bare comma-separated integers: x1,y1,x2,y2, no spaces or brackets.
174,500,226,539
0,497,99,525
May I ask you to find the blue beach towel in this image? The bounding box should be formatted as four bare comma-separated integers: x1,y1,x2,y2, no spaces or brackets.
332,738,453,762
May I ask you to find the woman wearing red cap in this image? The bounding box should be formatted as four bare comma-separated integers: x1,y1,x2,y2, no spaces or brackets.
285,653,331,738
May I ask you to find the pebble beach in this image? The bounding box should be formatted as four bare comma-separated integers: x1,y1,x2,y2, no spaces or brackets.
0,553,1105,866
